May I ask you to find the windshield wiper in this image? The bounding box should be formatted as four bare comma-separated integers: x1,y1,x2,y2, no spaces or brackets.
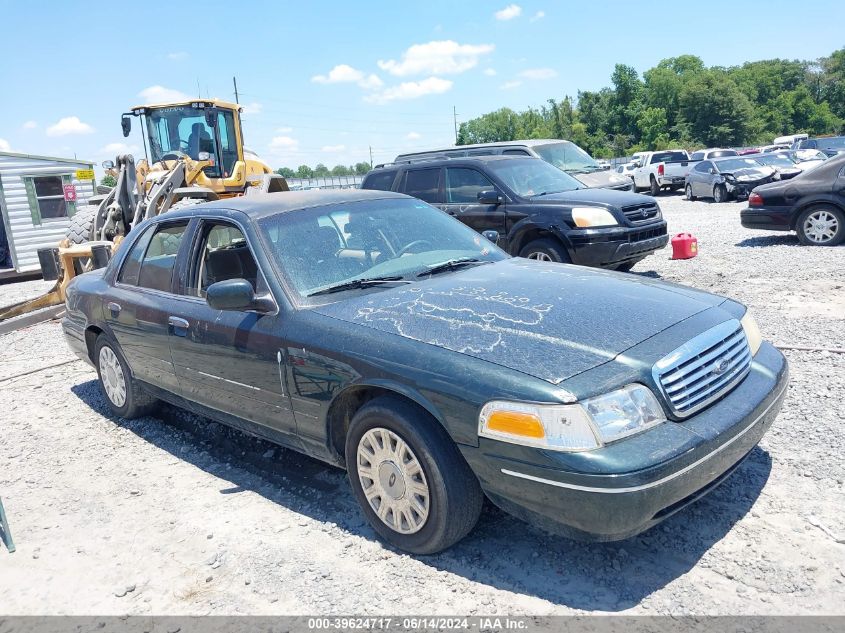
532,190,570,197
416,258,492,277
306,276,409,297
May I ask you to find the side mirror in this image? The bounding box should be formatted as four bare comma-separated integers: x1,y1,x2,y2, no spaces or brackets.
481,230,499,244
121,115,131,138
205,108,218,128
102,160,115,169
477,189,502,205
709,168,718,175
206,279,274,313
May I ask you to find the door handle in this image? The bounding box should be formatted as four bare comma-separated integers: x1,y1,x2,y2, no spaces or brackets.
106,302,121,314
168,316,190,333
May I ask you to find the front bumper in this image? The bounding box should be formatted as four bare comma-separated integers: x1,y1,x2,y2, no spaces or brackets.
740,206,793,231
461,342,788,541
727,178,775,199
561,222,669,268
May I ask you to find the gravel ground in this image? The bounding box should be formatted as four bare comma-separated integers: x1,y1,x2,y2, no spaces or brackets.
0,193,843,616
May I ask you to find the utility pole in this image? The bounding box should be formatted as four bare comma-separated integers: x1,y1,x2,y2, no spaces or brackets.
233,76,240,104
453,106,459,144
369,146,374,168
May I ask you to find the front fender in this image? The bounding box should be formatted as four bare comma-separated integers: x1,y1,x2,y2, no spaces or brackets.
509,218,571,254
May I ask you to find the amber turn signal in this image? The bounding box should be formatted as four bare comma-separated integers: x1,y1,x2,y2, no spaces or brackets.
484,411,546,438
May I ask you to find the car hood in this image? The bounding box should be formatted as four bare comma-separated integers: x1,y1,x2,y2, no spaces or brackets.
569,170,632,189
724,167,775,181
530,186,648,207
312,258,725,384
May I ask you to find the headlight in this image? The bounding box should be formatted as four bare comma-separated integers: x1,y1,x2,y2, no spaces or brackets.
741,310,762,356
572,207,618,228
479,384,665,452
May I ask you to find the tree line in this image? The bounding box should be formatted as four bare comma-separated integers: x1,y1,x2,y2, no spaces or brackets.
457,49,845,157
276,162,372,179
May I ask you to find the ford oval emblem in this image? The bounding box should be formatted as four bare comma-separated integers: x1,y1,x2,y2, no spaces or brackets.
712,358,731,375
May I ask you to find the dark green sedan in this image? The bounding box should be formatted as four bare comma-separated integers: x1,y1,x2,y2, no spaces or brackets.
62,190,789,554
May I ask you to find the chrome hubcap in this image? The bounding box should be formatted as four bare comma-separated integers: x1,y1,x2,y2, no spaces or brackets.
527,251,553,262
803,210,839,243
356,428,430,534
98,346,127,407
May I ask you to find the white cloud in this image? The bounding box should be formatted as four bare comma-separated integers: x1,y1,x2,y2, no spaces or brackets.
22,120,38,130
377,40,494,77
322,144,346,152
138,85,190,104
530,10,545,22
46,116,95,137
483,68,497,76
100,142,139,155
167,51,189,61
500,80,522,90
0,138,11,152
241,102,263,115
494,4,522,20
406,132,422,140
364,77,453,104
269,136,299,150
312,64,383,90
520,68,557,80
276,126,293,133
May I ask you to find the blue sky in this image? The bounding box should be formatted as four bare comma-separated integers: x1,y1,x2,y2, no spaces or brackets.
0,1,842,173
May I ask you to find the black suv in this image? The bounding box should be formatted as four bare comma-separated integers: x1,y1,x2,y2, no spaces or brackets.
361,155,669,270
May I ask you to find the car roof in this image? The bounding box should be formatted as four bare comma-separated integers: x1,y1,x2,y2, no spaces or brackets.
373,154,537,171
161,189,411,221
712,155,756,162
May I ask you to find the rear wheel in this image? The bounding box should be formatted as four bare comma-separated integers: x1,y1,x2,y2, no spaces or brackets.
345,396,483,554
649,177,660,197
685,184,696,201
713,184,728,203
94,336,159,419
519,238,571,263
796,205,845,246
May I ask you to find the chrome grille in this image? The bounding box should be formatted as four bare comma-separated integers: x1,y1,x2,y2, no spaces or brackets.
621,202,661,223
653,319,752,417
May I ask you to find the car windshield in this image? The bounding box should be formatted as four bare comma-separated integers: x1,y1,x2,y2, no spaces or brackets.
754,154,795,168
820,137,845,149
532,141,603,173
257,198,508,300
715,158,762,172
486,158,583,197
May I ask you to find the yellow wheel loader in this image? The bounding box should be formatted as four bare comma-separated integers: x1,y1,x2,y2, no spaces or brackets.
0,99,288,328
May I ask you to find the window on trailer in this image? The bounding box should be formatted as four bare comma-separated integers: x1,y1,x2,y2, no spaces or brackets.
24,175,76,223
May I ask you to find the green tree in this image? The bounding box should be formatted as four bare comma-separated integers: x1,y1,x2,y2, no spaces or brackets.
313,163,330,177
354,162,371,175
100,174,117,188
820,48,845,121
276,167,295,178
331,164,350,176
677,71,754,146
457,108,523,144
609,64,643,142
295,165,313,179
637,107,670,150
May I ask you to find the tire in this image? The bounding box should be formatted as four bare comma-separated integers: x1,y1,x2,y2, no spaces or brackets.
94,336,159,419
795,205,845,246
65,205,98,244
345,396,483,555
713,184,728,203
685,184,696,201
615,260,638,272
518,238,571,263
649,177,660,197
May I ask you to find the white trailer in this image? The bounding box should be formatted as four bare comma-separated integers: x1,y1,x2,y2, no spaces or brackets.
0,151,95,279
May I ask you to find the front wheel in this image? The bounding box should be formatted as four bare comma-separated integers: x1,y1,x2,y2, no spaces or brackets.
685,184,696,201
345,397,483,554
713,184,728,203
796,205,845,246
94,336,159,418
518,238,571,263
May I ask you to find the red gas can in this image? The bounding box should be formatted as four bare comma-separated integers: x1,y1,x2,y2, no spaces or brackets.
671,233,698,259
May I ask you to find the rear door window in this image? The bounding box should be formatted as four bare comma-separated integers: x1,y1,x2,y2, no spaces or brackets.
401,168,442,203
136,223,189,293
361,170,397,191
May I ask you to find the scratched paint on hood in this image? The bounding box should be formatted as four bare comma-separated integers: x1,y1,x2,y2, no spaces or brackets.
314,258,724,384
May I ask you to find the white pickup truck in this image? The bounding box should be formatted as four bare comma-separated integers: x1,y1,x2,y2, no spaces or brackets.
631,150,693,196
